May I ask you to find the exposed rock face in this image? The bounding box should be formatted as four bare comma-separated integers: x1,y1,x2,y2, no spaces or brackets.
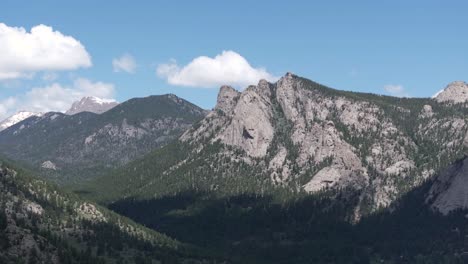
78,117,189,165
41,160,57,170
419,104,433,118
180,73,468,216
304,167,366,193
216,84,275,157
427,157,468,215
76,203,106,222
216,85,240,114
434,81,468,104
66,96,119,115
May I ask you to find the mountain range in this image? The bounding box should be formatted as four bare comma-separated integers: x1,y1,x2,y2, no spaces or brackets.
0,96,118,132
0,94,206,184
1,73,468,263
88,74,468,216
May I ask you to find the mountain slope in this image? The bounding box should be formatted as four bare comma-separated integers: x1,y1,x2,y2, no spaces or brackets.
106,179,468,264
426,135,468,214
0,159,215,263
79,73,468,263
0,94,206,184
89,73,468,217
66,96,119,115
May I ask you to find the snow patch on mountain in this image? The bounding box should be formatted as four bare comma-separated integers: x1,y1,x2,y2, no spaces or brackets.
0,111,43,131
66,96,119,115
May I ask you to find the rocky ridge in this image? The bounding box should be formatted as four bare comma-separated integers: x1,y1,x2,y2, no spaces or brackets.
65,96,119,115
179,73,468,215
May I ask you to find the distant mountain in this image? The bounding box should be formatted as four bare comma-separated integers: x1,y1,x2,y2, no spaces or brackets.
0,111,42,131
0,94,206,184
0,160,213,263
66,96,119,115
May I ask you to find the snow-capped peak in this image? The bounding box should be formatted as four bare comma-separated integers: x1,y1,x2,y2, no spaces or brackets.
0,111,43,131
87,96,117,105
66,96,119,115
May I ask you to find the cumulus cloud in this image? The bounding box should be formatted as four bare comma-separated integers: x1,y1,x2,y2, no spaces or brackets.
0,97,17,118
383,84,409,97
156,50,278,88
112,54,136,73
0,23,92,80
42,72,59,81
0,78,115,119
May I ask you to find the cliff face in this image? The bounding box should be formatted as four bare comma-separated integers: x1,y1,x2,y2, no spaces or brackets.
181,73,468,215
426,157,468,215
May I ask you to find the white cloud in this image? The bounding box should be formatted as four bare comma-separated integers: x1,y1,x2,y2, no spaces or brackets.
0,78,115,119
113,54,137,73
0,97,17,118
383,84,409,97
0,23,92,80
156,50,278,88
42,72,59,81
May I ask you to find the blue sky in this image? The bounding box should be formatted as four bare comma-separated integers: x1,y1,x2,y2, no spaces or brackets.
0,0,467,118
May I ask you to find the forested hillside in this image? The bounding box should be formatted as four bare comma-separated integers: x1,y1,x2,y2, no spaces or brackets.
0,160,217,263
80,74,468,263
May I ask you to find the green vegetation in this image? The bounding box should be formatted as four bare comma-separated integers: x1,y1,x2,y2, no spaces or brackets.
81,76,468,263
0,160,217,263
108,180,468,264
2,75,468,263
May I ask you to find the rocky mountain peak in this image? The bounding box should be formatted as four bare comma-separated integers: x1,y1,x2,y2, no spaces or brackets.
181,72,468,216
215,85,240,113
258,79,269,87
434,81,468,103
66,96,119,115
285,72,295,78
255,79,275,98
276,72,297,91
